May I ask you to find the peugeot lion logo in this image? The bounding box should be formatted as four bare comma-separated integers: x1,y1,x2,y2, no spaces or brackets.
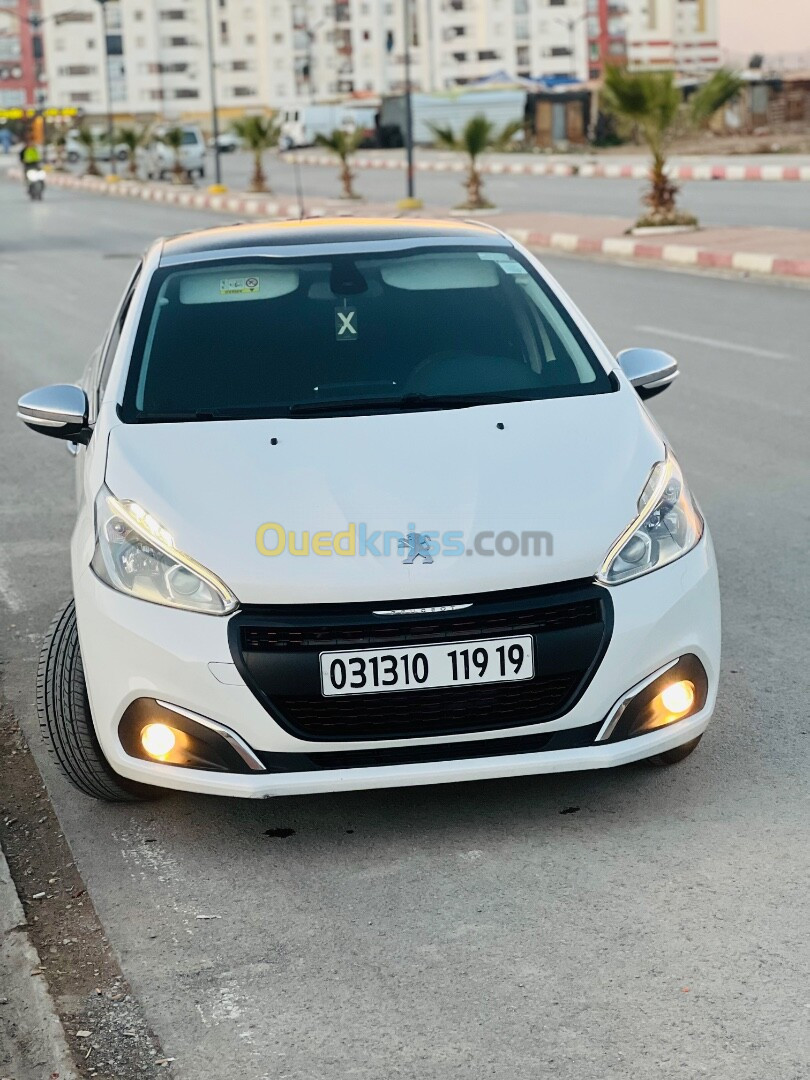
398,532,433,565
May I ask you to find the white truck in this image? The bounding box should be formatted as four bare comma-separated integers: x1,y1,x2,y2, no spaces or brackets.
279,102,379,150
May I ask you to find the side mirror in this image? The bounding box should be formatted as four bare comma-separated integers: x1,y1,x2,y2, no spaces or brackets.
16,384,91,443
617,348,679,400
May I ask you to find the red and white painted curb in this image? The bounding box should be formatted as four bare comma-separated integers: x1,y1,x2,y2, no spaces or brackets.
11,170,809,281
33,170,325,219
290,152,810,183
510,227,810,279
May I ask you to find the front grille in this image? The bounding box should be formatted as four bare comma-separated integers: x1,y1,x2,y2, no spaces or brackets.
240,599,600,651
275,673,578,739
229,581,612,742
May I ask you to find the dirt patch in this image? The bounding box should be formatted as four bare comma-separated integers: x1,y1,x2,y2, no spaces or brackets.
0,707,174,1078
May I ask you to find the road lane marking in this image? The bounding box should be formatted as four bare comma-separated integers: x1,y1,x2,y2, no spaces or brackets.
0,549,23,613
634,325,790,360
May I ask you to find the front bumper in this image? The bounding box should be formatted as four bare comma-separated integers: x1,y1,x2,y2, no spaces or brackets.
73,533,721,798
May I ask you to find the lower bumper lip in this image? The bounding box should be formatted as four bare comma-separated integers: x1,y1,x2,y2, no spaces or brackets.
108,706,715,799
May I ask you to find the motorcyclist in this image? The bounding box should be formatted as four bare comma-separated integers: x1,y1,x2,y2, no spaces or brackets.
20,138,42,185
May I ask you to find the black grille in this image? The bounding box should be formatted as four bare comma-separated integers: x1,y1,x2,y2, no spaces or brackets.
240,599,600,651
229,581,612,742
275,673,578,739
256,721,604,772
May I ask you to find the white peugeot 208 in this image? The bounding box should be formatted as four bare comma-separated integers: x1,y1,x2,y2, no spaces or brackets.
18,219,720,802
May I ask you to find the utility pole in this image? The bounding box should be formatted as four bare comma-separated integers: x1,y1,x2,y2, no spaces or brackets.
96,0,116,176
398,0,421,209
204,0,224,190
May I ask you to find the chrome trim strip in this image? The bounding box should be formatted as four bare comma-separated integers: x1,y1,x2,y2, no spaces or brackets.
155,699,266,772
372,603,473,616
16,409,69,427
595,658,680,743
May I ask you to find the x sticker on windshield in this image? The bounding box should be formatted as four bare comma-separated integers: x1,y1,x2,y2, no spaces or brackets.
335,308,358,341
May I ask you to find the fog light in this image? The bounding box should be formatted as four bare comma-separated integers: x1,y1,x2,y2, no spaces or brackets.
658,680,695,718
140,722,177,759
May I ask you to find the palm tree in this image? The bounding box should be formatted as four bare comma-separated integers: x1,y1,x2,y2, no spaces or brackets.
116,125,148,179
161,127,188,183
602,68,684,225
76,125,100,177
429,115,522,210
52,133,67,172
314,128,365,200
689,68,745,129
231,114,280,193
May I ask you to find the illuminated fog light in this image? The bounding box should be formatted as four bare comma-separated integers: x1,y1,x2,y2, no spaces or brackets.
140,723,177,759
658,680,695,718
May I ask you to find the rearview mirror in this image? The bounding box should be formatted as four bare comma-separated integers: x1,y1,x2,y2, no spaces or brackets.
16,384,91,443
617,348,679,400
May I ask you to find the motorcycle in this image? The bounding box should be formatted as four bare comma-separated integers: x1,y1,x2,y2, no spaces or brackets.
26,168,46,201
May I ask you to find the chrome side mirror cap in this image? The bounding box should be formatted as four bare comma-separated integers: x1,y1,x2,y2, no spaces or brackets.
617,348,679,400
17,384,91,443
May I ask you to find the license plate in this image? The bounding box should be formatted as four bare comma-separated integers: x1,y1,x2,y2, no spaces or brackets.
319,635,535,697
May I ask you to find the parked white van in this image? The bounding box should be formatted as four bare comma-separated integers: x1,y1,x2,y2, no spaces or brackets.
141,125,206,181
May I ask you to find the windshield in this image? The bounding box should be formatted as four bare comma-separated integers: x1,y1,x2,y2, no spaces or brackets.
121,247,614,422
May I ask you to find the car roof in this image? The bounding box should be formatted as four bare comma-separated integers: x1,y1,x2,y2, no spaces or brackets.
159,217,511,262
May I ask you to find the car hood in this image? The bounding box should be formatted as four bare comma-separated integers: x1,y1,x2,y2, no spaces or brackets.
104,393,664,605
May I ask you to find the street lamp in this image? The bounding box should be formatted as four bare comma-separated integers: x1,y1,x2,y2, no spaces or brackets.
95,0,116,176
203,0,224,190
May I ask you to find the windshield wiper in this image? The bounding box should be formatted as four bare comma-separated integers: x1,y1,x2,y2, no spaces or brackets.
288,392,505,416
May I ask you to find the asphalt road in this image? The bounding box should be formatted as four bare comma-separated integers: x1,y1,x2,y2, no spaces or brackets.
211,150,810,229
1,179,809,1080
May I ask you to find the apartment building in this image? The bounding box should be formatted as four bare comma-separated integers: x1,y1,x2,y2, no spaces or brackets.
39,0,719,122
41,0,272,117
0,0,46,107
40,0,591,118
625,0,719,73
291,0,590,96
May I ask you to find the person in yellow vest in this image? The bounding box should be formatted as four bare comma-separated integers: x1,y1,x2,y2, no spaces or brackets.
20,138,42,187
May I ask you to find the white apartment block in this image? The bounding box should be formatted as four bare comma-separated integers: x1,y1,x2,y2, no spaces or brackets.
40,0,718,121
625,0,719,73
42,0,271,117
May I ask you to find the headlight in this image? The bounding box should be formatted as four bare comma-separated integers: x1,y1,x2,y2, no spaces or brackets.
91,485,238,614
597,451,703,585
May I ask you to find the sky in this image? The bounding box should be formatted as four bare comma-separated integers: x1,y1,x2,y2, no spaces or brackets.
718,0,810,56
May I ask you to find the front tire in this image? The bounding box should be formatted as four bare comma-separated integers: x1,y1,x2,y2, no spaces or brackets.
648,735,703,766
37,600,159,801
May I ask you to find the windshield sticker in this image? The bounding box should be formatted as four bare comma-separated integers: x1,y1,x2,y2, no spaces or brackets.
220,276,260,296
478,252,510,262
335,307,358,341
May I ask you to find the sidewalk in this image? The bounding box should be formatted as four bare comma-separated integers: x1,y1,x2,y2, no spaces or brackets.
288,148,810,183
18,170,810,281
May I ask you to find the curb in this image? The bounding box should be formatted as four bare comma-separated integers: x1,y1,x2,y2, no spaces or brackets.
31,169,325,219
14,171,810,282
1,845,79,1079
510,227,810,279
289,153,810,183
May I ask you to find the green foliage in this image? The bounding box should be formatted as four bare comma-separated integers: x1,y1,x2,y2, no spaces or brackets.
314,127,365,162
429,115,522,159
602,68,681,157
231,114,280,152
689,68,744,128
428,114,521,209
116,125,148,153
162,126,185,152
75,125,96,150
